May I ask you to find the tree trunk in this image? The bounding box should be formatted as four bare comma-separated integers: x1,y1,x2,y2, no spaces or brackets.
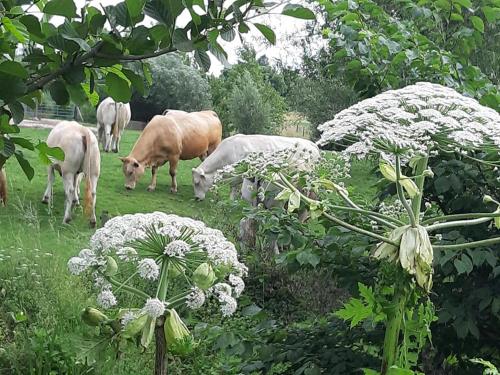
154,318,167,375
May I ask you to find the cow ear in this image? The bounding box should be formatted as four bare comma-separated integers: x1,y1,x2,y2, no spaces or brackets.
119,157,127,163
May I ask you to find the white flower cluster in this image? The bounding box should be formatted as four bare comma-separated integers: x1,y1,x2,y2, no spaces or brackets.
317,82,500,159
213,143,321,185
68,213,247,315
378,200,409,219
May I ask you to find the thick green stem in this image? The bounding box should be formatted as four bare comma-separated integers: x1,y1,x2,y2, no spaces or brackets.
107,277,150,299
433,237,500,251
411,157,428,224
395,156,417,227
426,217,494,232
156,259,170,300
422,212,500,225
381,283,407,374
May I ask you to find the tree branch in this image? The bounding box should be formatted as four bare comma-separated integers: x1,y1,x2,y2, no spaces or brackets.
95,47,177,61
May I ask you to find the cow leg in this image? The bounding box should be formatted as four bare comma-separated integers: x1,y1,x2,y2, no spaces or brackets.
73,173,83,206
113,131,121,153
42,165,55,204
88,174,98,228
97,126,105,150
62,173,75,224
147,166,158,192
168,156,179,193
104,123,112,152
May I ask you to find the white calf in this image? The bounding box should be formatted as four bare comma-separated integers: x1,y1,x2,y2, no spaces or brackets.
42,121,101,227
96,97,131,153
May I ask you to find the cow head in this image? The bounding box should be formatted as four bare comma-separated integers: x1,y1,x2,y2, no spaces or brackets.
120,157,145,190
192,167,213,200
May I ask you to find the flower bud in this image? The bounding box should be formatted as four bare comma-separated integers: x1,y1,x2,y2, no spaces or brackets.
81,307,108,326
192,263,216,290
104,256,118,276
123,314,148,339
423,169,434,178
483,195,494,204
164,309,194,355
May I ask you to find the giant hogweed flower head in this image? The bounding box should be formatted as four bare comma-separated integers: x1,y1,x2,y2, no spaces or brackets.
317,82,500,160
68,212,246,320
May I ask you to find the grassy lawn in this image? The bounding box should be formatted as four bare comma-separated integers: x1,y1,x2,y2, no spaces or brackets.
1,127,212,259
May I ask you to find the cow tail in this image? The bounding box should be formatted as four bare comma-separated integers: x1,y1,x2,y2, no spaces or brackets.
83,129,93,218
112,102,120,139
0,167,7,206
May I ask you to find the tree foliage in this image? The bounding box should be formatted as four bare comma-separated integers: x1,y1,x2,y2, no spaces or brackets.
228,71,273,135
131,54,212,121
316,0,500,109
0,0,313,179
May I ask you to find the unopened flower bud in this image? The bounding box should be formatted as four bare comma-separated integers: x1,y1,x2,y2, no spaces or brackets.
192,263,216,290
164,309,194,355
123,314,148,339
81,307,108,326
423,169,434,178
483,195,494,204
104,256,118,276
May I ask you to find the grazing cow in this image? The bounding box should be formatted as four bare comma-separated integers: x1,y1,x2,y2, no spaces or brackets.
0,167,6,206
162,109,188,116
96,97,131,153
42,121,101,227
120,111,222,193
192,134,320,201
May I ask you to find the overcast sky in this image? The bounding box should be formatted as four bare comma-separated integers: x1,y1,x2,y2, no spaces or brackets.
70,0,315,75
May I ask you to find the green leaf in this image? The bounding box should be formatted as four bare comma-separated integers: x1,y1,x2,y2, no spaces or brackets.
19,15,45,39
481,6,499,23
0,137,15,158
453,0,472,8
173,29,194,52
11,137,34,151
105,72,131,103
122,69,145,95
44,0,78,18
194,50,211,72
49,80,70,105
470,16,485,33
36,142,65,164
238,22,250,33
14,151,34,180
335,297,373,328
8,101,24,124
450,13,464,22
254,23,276,45
282,4,316,20
2,17,27,42
126,0,146,19
287,190,301,213
0,61,28,79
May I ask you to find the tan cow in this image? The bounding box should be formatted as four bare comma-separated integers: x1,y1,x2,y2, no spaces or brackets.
42,121,101,227
120,111,222,193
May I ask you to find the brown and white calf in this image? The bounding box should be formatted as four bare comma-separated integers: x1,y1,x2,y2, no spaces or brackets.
42,121,101,227
120,111,222,193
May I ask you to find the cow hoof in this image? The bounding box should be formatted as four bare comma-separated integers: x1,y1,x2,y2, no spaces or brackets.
147,186,155,192
170,188,177,194
72,199,80,206
89,220,96,228
63,217,72,224
41,197,49,204
113,149,118,153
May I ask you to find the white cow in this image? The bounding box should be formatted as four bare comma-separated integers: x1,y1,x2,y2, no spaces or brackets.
96,97,131,153
42,121,101,227
192,134,320,201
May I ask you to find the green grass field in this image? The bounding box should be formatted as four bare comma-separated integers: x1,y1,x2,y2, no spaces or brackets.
1,127,213,259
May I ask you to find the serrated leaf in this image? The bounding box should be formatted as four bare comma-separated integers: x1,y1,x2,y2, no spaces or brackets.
254,23,276,45
44,0,78,18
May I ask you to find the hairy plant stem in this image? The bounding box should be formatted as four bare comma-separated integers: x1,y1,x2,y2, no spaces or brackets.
422,211,500,225
381,280,407,374
154,259,170,375
433,236,500,250
411,157,428,223
107,277,150,299
395,155,417,227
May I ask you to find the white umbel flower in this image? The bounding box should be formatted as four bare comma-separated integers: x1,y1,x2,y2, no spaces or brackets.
121,311,136,327
116,247,138,262
219,294,237,317
229,274,245,297
137,258,160,280
143,298,165,318
186,287,206,309
164,240,191,257
67,257,88,275
97,290,117,309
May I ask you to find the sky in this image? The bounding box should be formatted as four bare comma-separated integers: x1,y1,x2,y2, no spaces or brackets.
70,0,315,75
